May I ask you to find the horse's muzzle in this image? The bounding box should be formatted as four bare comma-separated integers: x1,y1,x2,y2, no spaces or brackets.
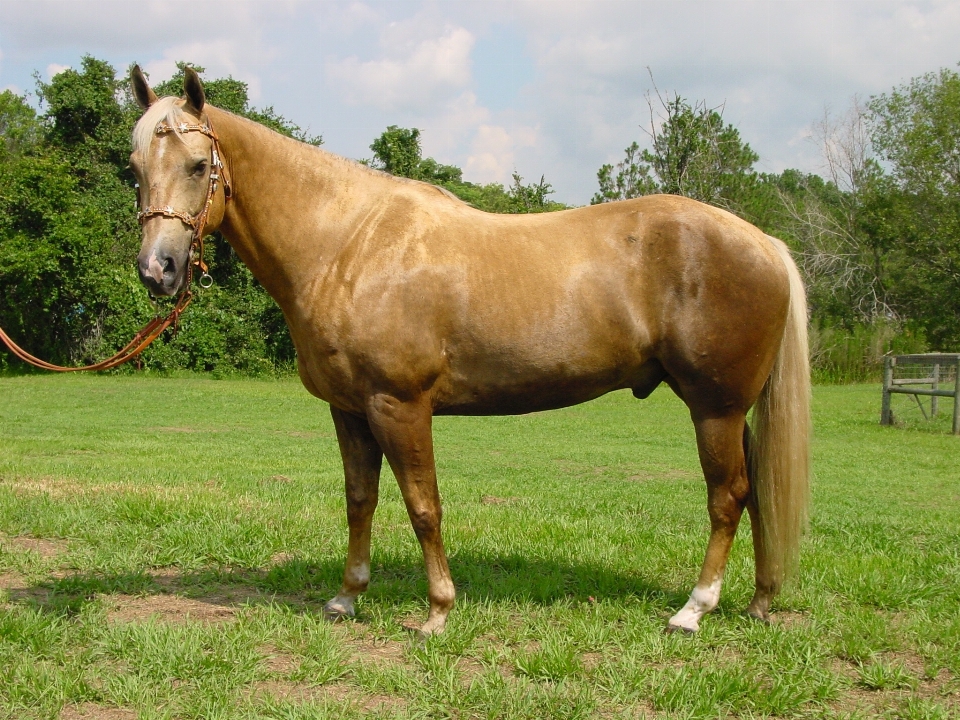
137,250,181,296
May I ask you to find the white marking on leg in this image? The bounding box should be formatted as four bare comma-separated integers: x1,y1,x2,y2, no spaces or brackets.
324,562,369,619
669,578,722,632
348,561,370,589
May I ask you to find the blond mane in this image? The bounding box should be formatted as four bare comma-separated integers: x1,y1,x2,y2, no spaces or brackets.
132,97,191,156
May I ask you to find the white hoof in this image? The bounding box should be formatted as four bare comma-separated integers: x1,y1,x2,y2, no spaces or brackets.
668,579,722,633
322,595,356,621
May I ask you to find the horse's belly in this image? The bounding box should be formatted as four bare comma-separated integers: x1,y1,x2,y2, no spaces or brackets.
433,339,649,415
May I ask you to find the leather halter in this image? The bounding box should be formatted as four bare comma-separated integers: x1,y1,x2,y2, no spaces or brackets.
137,119,232,285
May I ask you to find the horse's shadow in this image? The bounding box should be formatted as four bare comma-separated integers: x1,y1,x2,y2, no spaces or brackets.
5,551,683,621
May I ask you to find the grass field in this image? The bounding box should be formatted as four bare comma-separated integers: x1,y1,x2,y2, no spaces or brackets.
0,374,957,719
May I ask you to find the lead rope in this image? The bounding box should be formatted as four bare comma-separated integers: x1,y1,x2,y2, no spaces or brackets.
0,118,228,372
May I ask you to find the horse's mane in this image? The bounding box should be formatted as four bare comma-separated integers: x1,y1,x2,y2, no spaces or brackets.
133,97,465,205
132,97,189,155
347,158,466,204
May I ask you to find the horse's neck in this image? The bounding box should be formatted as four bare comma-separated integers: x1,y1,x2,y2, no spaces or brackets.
209,107,374,306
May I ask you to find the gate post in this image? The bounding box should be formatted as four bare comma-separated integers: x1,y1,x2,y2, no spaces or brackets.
881,356,894,426
953,356,960,436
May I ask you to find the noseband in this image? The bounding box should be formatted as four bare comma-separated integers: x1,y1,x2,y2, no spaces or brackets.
136,119,232,288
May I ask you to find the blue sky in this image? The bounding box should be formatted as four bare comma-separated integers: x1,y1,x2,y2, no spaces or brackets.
2,0,959,204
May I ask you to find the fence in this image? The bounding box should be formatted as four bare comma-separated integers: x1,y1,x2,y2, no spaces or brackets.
880,354,960,435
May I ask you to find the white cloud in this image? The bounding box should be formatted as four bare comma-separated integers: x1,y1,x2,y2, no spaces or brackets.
465,122,539,184
143,40,266,100
46,63,70,79
3,0,960,204
327,25,474,111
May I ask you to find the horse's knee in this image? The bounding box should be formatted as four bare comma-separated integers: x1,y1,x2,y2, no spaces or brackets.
407,505,441,540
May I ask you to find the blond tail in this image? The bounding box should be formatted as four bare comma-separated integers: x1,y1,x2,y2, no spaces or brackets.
749,237,812,587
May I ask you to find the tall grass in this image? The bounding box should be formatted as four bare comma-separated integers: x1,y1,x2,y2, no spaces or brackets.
809,320,928,384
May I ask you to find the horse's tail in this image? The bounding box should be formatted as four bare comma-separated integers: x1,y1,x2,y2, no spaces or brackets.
748,237,811,589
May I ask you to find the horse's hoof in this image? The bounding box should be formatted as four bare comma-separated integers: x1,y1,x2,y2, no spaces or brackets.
322,598,355,623
746,609,771,625
665,623,696,635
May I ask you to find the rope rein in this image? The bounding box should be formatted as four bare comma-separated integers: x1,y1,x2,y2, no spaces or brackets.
0,117,229,372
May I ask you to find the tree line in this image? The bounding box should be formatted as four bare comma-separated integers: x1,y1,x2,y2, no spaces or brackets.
1,55,958,378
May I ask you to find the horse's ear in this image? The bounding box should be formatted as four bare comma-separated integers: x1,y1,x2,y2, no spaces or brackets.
131,65,158,110
183,66,205,115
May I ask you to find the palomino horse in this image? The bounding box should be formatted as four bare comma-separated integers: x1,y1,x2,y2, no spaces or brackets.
130,67,810,636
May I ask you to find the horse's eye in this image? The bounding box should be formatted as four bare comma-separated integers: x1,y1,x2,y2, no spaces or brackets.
192,160,208,176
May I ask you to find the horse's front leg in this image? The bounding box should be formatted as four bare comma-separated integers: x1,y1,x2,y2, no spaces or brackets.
365,393,455,636
324,406,383,620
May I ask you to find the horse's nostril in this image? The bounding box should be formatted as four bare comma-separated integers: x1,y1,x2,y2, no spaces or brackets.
162,256,176,276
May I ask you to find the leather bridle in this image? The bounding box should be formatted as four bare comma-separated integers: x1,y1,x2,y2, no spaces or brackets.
0,116,231,372
137,119,232,289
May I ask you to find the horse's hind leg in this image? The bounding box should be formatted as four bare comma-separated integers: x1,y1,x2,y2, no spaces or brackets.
668,412,750,633
743,421,777,622
324,407,383,620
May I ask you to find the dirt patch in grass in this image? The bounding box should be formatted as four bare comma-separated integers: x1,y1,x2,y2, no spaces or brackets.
359,693,406,713
772,610,810,629
105,593,237,624
249,680,405,713
145,568,306,609
0,571,24,591
1,534,70,559
348,635,408,664
582,652,603,672
457,656,487,682
260,644,300,676
249,679,329,704
60,703,136,720
2,476,85,498
828,655,959,716
481,495,518,506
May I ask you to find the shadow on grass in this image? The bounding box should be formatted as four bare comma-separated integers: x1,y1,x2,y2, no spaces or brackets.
4,551,679,619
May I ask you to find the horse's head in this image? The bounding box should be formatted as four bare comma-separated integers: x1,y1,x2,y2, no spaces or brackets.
130,66,227,296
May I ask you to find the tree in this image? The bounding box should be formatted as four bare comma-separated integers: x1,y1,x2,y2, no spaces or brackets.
593,86,758,211
772,100,895,324
367,125,566,213
0,91,41,156
868,66,960,347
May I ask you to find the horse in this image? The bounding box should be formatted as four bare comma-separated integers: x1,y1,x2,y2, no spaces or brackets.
129,66,810,636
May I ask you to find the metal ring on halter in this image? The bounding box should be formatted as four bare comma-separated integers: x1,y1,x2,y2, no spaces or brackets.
199,272,214,289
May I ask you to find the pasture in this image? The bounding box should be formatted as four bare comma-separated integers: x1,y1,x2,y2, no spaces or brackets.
0,375,957,719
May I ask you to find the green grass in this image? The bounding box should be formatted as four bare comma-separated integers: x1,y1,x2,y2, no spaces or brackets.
0,375,958,719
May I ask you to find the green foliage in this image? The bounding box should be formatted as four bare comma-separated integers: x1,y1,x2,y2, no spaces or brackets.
0,91,40,155
369,124,427,179
868,66,960,348
0,56,302,374
809,319,927,384
592,93,758,211
0,64,150,368
368,124,567,213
